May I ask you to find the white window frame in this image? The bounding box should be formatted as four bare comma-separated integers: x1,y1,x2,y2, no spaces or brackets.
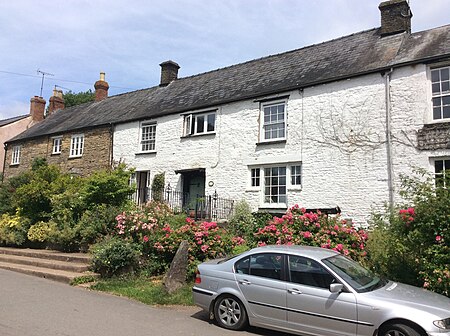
260,100,287,143
262,165,287,207
11,145,21,165
249,163,302,207
139,121,157,153
431,66,450,121
183,111,216,136
52,136,62,154
290,164,302,189
250,168,260,188
69,134,84,158
433,157,450,188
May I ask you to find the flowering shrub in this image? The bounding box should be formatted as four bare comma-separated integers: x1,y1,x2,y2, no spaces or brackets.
0,212,31,246
368,170,449,296
254,205,368,262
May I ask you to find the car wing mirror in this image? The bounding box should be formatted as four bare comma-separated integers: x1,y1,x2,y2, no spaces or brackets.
330,283,344,293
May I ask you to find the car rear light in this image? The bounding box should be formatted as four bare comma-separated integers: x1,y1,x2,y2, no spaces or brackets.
195,269,201,284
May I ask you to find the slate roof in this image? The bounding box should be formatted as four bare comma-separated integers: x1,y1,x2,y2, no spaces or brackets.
0,114,28,128
8,24,450,144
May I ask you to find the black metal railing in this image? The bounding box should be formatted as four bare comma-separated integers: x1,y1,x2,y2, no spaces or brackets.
149,188,235,221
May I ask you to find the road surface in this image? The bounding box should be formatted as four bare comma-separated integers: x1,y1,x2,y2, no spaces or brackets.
0,269,288,336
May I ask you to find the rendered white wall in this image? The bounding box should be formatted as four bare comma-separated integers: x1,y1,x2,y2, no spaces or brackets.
113,64,450,225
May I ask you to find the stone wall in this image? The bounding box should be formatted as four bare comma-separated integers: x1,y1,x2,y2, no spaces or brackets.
113,63,450,225
3,126,112,178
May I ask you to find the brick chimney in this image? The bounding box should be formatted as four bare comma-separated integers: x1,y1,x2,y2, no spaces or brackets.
94,72,109,101
159,60,180,86
379,0,412,36
48,88,65,115
30,96,46,122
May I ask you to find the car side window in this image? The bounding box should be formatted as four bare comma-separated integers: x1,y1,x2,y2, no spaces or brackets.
235,257,250,275
288,255,335,289
248,253,283,280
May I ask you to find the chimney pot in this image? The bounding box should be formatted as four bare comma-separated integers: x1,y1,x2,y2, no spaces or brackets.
48,89,65,115
159,60,180,86
94,71,109,101
379,0,412,36
30,96,46,122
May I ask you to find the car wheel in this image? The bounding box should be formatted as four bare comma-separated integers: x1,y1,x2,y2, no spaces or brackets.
214,295,248,331
380,323,422,336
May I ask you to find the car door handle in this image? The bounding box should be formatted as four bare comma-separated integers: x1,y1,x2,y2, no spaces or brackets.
239,279,251,285
288,288,302,295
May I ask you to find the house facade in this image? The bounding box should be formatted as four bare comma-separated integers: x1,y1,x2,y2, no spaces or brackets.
113,1,450,224
3,75,112,178
3,0,449,224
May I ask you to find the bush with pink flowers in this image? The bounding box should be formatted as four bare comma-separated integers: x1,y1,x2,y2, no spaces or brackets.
253,205,368,262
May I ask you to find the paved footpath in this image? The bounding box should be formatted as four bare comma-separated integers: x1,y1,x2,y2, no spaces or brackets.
0,269,288,336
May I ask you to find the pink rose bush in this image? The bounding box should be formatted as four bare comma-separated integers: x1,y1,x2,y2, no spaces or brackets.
254,205,368,262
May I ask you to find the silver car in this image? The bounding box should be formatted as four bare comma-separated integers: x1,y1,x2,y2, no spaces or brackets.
193,245,450,336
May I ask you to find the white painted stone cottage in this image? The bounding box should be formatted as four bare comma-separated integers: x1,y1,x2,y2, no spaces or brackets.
113,0,450,224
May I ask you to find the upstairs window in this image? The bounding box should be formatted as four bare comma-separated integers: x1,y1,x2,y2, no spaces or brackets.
70,134,84,158
434,158,450,188
431,66,450,120
183,111,216,136
140,121,157,152
52,137,62,154
11,145,21,165
260,101,286,142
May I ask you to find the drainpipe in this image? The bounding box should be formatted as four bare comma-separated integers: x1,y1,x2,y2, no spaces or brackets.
384,68,394,210
1,143,7,182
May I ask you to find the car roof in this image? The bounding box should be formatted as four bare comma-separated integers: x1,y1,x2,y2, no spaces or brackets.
245,245,339,261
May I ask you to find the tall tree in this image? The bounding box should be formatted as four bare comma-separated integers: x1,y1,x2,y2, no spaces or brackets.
63,90,95,108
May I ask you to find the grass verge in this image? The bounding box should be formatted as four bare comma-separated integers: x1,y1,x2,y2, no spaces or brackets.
91,275,194,306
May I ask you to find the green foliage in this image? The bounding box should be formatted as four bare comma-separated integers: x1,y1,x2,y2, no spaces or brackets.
90,236,142,278
92,276,194,306
63,89,95,108
228,200,257,237
151,173,165,202
82,164,134,207
367,169,449,296
0,212,31,246
27,221,56,243
76,204,122,246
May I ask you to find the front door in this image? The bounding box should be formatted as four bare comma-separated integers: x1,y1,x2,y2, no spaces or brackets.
182,170,205,211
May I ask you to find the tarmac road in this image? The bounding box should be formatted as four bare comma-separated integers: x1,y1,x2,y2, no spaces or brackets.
0,269,288,336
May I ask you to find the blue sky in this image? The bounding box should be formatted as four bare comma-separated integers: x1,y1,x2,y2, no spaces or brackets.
0,0,448,120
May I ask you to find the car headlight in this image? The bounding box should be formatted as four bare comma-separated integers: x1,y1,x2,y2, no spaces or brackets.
433,318,450,330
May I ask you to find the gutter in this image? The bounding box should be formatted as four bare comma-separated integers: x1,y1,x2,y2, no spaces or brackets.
1,143,7,182
384,68,394,210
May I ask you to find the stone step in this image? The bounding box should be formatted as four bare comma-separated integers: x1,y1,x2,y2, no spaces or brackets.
0,253,90,273
0,247,91,263
0,247,98,284
0,260,97,284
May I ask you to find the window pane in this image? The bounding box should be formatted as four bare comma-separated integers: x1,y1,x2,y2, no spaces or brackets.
431,69,440,82
432,83,441,94
433,107,441,120
435,160,444,172
441,68,450,81
196,115,204,133
443,106,450,119
442,81,450,93
433,97,441,107
207,113,215,132
235,257,249,275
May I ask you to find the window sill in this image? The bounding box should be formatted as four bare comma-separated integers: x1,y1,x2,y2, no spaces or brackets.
135,151,157,155
259,204,288,210
69,155,83,159
256,139,287,146
181,132,216,139
245,188,260,192
288,186,302,191
51,152,61,156
9,163,19,166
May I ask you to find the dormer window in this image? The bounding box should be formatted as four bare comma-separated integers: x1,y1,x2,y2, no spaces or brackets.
183,111,216,136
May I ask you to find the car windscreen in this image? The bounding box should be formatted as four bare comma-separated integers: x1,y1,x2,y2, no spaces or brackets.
323,254,386,293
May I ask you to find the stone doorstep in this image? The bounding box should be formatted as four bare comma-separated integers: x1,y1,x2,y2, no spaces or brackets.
0,247,91,263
